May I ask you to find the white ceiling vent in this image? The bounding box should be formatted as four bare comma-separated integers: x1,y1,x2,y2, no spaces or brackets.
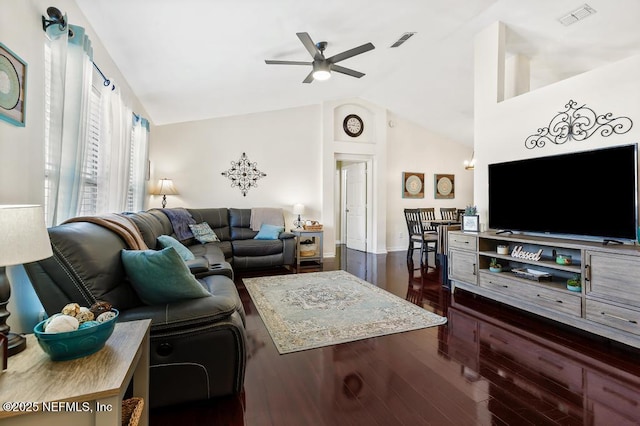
390,32,416,48
559,4,597,26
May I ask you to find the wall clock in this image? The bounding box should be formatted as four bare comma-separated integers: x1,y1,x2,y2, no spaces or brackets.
343,114,364,137
435,174,455,199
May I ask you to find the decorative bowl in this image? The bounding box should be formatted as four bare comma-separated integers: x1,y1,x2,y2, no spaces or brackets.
556,254,572,265
33,309,118,361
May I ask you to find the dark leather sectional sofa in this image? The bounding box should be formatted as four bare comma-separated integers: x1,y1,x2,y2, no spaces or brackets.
127,207,296,270
24,207,294,408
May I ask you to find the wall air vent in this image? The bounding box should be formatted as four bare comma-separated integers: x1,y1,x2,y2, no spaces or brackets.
390,32,416,48
559,4,596,26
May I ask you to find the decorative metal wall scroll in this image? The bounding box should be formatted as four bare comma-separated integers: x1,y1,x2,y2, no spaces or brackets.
221,152,267,196
525,100,633,149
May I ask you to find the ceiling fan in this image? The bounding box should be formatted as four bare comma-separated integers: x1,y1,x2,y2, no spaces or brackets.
265,32,375,83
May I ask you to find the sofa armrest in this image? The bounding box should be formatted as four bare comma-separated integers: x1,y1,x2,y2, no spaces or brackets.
185,257,210,275
117,293,237,332
193,262,234,280
279,232,295,240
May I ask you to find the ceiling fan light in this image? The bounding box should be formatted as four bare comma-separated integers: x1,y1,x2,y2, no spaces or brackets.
312,62,331,81
312,70,331,81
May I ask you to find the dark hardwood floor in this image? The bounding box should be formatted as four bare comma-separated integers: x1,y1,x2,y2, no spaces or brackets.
150,247,640,425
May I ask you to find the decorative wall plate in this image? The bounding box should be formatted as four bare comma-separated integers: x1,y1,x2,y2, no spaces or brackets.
402,172,424,199
435,174,455,199
0,54,20,110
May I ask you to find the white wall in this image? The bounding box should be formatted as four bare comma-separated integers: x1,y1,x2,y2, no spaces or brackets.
386,113,474,251
322,98,388,255
474,22,640,229
149,104,323,230
152,100,474,255
0,0,149,333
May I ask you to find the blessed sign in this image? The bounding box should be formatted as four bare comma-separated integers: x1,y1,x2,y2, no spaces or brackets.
511,246,543,261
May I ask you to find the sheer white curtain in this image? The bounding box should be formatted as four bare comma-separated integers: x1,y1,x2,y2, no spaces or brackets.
44,22,150,224
44,24,94,226
128,116,150,212
97,86,133,213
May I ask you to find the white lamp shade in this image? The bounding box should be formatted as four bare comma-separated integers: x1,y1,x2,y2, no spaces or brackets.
293,204,305,215
0,205,53,267
153,178,179,195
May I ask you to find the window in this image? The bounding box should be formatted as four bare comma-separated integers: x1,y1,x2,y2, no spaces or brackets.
78,80,103,216
43,29,149,225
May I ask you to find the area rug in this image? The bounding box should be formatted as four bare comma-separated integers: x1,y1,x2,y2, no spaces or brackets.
243,270,447,354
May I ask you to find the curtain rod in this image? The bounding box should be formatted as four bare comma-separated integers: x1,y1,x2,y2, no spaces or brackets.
92,62,115,91
42,7,116,91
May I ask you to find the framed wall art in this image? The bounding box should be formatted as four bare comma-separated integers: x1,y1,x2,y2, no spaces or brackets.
434,174,455,199
0,42,27,127
461,214,479,232
402,172,424,199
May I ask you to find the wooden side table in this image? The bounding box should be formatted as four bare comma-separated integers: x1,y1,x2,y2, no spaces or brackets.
0,319,151,426
291,228,324,270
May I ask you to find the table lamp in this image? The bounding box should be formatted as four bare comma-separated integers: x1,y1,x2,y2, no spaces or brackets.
152,178,179,208
293,204,305,229
0,205,53,356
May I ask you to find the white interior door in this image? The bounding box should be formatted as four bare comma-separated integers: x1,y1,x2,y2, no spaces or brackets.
344,162,367,252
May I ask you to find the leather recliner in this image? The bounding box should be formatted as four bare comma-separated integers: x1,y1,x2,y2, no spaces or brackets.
24,220,247,409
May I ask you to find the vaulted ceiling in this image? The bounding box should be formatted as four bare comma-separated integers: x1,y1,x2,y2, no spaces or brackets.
75,0,640,146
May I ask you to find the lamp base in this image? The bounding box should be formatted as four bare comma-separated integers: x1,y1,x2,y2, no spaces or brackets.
0,266,26,356
6,332,25,356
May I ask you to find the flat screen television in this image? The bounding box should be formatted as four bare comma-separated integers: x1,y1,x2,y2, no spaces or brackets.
488,144,638,242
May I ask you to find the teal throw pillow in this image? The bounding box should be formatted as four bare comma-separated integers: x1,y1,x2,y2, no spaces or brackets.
189,222,220,243
157,235,195,261
254,224,284,240
121,247,210,305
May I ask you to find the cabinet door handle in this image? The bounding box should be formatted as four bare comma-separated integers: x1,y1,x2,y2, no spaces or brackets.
472,263,476,275
584,264,591,282
601,312,638,324
536,294,563,304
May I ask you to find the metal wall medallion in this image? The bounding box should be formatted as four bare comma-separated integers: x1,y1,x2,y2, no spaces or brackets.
221,152,267,196
525,100,633,149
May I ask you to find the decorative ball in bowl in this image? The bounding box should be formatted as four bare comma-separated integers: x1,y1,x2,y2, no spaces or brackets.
33,309,119,361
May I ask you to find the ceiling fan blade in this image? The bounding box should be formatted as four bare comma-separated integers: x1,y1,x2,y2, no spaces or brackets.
327,42,375,64
302,70,315,84
296,32,323,60
331,65,365,78
265,60,312,65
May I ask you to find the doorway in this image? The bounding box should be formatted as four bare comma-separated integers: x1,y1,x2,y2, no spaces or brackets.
337,157,372,253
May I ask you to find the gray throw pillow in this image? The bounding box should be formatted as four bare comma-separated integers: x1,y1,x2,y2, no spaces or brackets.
189,222,220,243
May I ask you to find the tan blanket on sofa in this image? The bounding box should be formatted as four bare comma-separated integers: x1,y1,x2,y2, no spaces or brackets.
64,213,148,250
250,208,284,231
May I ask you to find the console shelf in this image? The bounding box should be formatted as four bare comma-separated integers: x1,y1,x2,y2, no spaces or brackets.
448,230,640,349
